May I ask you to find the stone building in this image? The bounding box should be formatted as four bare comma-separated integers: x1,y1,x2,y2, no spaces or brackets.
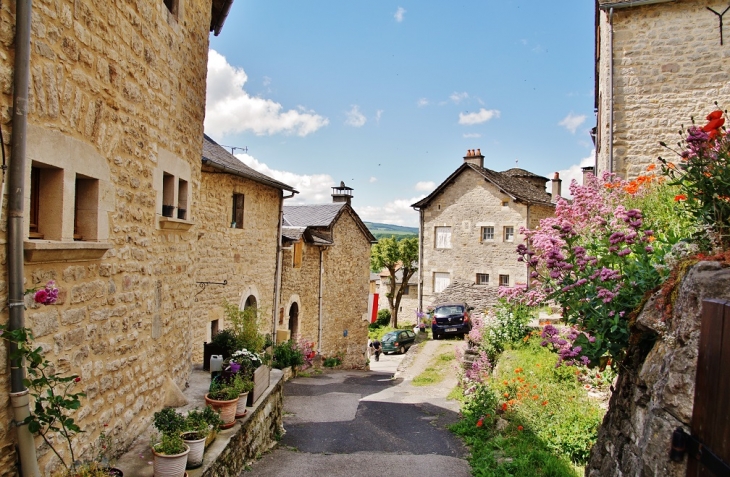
411,150,558,312
0,1,234,475
595,0,730,180
278,183,377,369
377,267,419,324
193,135,296,363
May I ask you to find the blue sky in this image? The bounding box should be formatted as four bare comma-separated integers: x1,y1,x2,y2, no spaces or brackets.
205,1,596,227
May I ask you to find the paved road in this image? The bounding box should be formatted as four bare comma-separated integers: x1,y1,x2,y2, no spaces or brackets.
242,341,471,477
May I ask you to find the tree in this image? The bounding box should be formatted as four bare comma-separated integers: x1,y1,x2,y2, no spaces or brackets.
370,236,419,328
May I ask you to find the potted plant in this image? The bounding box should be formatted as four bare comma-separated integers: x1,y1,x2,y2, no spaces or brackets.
181,409,210,469
152,408,189,477
177,208,186,220
161,204,175,217
203,328,237,371
231,373,254,418
204,378,241,429
200,406,223,449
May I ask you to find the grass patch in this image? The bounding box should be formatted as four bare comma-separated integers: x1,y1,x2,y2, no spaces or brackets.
450,337,605,476
412,349,454,387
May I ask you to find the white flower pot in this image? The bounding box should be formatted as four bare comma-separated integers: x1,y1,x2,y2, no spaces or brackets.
152,444,190,477
181,433,206,469
236,392,249,418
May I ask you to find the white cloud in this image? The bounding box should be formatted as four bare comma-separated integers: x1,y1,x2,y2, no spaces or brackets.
463,133,482,138
262,76,271,87
417,98,429,107
356,196,424,227
458,108,501,126
375,109,384,124
450,92,469,104
415,181,436,191
559,112,586,134
369,176,378,183
205,50,329,137
235,153,334,204
345,105,367,127
551,150,595,199
394,7,406,22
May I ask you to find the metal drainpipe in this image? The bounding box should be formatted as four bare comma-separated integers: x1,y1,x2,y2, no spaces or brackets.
609,7,614,174
8,0,41,475
271,190,296,345
416,208,423,313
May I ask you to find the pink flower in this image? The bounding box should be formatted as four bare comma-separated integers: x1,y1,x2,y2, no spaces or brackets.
34,289,48,304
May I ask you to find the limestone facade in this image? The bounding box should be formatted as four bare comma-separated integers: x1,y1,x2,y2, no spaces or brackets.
279,202,376,369
376,269,419,325
412,153,556,310
0,1,232,474
595,0,730,180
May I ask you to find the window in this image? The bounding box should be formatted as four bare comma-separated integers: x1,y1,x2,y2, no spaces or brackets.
476,273,489,285
232,194,244,229
164,0,178,16
29,163,64,240
434,272,451,293
162,172,175,217
293,241,303,268
29,166,42,238
504,226,514,242
499,274,510,287
74,175,99,241
435,226,452,249
177,178,188,220
502,200,509,207
402,285,410,295
481,226,494,241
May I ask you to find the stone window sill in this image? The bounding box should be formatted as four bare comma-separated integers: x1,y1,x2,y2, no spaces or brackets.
24,240,112,263
158,216,194,231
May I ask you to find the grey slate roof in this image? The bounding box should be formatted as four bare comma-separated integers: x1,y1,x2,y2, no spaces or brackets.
501,168,549,182
411,163,554,209
202,134,297,192
281,226,306,241
282,204,346,227
598,0,675,8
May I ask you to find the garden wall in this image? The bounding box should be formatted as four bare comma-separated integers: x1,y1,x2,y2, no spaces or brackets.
586,261,730,477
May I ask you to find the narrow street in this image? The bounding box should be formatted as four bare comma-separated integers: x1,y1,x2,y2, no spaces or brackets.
243,340,471,477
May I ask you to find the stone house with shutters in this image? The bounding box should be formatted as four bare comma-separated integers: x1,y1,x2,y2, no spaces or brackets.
0,1,235,475
594,0,730,180
411,150,559,313
278,184,377,369
193,135,296,363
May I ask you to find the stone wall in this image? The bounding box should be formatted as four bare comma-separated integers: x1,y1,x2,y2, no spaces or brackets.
586,261,730,476
596,0,730,180
429,278,500,320
0,1,213,474
320,210,371,368
193,169,282,363
421,168,552,304
279,238,321,347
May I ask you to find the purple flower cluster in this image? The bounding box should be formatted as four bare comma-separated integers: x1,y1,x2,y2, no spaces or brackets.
541,324,591,367
34,280,59,305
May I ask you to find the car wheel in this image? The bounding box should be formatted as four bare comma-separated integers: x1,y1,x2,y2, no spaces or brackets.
399,345,406,354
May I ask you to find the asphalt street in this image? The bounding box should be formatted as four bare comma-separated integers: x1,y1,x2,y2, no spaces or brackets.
242,341,471,477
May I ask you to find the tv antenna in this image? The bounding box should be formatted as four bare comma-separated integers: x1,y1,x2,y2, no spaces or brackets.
221,145,248,154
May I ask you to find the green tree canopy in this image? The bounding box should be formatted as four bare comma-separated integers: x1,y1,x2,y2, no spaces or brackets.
370,236,419,328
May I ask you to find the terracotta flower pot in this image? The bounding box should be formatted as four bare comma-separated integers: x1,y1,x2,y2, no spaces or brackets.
181,433,206,469
204,393,238,429
236,392,249,418
152,444,189,477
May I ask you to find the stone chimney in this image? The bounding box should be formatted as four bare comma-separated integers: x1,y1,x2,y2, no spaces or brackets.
463,148,484,168
551,172,562,203
581,166,595,186
331,181,353,205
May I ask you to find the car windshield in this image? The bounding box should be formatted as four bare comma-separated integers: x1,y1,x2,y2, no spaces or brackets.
434,305,464,317
381,333,397,342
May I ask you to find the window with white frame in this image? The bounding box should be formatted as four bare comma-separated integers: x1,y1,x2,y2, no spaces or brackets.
434,272,451,293
476,273,489,285
499,274,510,287
435,226,452,249
504,226,514,242
481,226,494,241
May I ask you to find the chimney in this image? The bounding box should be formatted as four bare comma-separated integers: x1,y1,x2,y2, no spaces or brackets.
331,181,353,205
463,148,484,168
581,166,595,186
551,172,562,203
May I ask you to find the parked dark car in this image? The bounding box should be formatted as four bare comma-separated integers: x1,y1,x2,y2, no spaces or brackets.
431,302,472,339
381,329,417,354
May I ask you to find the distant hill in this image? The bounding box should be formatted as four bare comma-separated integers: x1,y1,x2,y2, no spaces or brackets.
364,222,418,240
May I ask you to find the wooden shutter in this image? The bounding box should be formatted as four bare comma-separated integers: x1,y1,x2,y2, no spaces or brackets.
232,194,244,228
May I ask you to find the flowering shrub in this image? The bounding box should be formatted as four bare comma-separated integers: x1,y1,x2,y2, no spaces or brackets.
540,324,592,367
473,300,534,363
230,348,262,377
298,340,316,370
659,108,730,248
504,173,671,365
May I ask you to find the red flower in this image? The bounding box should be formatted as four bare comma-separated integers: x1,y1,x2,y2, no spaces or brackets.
702,117,725,132
706,110,723,121
517,425,524,431
674,194,687,202
74,377,81,382
476,417,484,428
